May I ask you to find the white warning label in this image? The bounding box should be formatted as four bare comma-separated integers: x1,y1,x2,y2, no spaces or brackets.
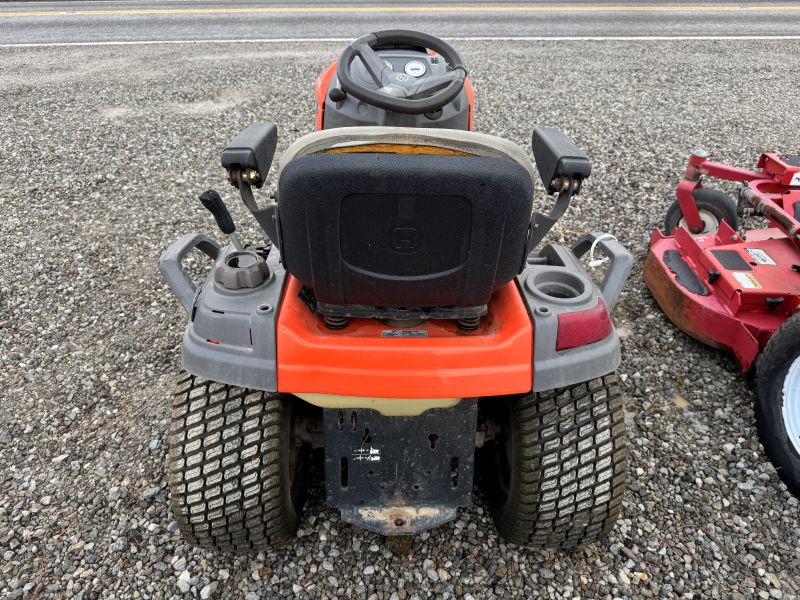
733,272,762,289
746,248,776,266
352,447,381,462
791,172,800,187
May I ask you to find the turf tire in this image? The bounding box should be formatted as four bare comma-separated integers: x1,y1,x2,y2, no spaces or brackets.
755,315,800,497
482,373,628,548
168,372,306,554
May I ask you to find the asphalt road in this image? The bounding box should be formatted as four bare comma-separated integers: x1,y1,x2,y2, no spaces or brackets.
3,0,800,44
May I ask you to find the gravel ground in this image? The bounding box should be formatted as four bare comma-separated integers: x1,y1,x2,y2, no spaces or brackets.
2,40,800,599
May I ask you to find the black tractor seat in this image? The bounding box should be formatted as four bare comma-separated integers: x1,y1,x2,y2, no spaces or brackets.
275,127,536,321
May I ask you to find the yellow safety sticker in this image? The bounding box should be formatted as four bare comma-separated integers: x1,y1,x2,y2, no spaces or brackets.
733,272,762,289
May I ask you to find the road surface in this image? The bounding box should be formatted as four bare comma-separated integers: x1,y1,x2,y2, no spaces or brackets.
2,0,800,45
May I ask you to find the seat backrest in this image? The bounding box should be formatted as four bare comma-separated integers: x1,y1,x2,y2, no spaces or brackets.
277,127,534,313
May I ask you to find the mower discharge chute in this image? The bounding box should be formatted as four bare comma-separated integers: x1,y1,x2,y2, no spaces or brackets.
160,30,633,554
645,150,800,497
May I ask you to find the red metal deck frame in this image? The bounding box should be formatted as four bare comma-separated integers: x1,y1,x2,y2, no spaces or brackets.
646,152,800,371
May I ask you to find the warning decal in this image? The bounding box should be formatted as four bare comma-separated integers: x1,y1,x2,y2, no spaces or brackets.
381,329,428,338
733,272,762,289
352,447,381,462
746,248,776,266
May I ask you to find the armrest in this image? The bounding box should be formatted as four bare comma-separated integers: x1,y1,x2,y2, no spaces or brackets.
531,126,591,194
221,122,278,189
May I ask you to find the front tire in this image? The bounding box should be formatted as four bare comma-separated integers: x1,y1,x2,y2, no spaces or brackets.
664,187,738,235
480,374,628,548
168,373,307,554
755,316,800,497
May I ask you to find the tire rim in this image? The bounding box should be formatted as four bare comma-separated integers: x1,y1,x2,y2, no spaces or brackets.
678,209,720,234
782,356,800,456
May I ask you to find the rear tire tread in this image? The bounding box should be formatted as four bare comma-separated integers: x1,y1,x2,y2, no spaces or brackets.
485,373,628,548
755,316,800,497
168,373,304,554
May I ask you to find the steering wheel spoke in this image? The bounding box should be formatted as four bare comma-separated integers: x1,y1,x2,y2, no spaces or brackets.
409,68,466,100
353,41,390,87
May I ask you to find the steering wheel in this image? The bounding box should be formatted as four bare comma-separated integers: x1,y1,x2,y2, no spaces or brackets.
336,30,467,115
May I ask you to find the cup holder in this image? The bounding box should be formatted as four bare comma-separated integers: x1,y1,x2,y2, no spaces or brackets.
526,269,592,305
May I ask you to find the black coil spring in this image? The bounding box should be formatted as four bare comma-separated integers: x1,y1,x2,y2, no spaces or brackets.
324,314,349,330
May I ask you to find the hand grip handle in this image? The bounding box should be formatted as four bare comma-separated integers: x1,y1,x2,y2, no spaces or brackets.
159,233,220,314
570,231,633,311
199,190,236,235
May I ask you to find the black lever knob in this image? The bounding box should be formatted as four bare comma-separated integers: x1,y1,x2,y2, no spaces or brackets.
199,189,236,235
329,87,347,102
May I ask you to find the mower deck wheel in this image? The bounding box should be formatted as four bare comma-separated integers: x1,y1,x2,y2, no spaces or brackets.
664,187,738,235
756,315,800,497
481,373,628,548
168,373,307,554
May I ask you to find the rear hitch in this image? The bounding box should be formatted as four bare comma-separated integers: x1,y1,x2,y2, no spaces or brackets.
323,400,478,536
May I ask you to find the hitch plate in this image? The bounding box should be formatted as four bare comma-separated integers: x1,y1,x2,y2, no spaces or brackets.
323,399,477,535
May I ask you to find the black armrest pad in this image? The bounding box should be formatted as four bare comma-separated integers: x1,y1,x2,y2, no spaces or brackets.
531,126,591,194
221,122,278,188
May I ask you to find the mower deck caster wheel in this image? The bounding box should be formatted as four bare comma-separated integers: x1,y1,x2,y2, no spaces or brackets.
756,314,800,497
168,372,307,554
480,373,628,548
664,187,739,235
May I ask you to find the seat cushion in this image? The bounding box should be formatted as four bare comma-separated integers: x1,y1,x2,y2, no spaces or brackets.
278,151,533,310
279,126,537,185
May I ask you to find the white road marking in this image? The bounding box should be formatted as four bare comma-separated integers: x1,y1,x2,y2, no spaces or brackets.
3,35,800,48
3,5,800,18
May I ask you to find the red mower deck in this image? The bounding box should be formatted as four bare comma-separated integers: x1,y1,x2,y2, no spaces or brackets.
645,149,800,498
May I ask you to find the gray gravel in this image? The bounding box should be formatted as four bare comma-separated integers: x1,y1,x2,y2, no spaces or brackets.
2,40,800,599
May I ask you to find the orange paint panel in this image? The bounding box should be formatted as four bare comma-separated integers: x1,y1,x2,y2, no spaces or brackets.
314,61,338,131
464,77,474,131
277,276,532,398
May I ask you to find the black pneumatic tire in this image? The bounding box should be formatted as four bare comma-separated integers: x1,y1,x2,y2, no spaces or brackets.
169,373,307,554
482,374,628,548
755,315,800,498
664,188,739,235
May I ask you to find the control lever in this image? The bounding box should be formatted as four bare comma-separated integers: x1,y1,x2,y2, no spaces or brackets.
199,190,245,251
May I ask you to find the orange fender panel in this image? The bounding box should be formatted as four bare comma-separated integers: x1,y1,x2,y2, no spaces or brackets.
464,77,474,131
277,276,532,398
314,61,338,131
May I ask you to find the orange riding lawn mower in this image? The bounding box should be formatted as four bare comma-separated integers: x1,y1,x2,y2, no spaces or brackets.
160,30,633,554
